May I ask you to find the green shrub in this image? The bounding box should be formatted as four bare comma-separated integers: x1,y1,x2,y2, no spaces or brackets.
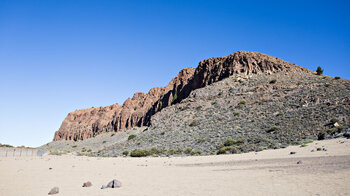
0,144,13,148
72,145,77,148
302,139,314,144
266,126,278,133
191,150,202,155
189,120,199,127
229,87,234,93
128,134,136,140
224,138,246,146
49,150,65,156
87,149,92,152
269,79,277,84
150,147,161,154
239,101,246,105
317,147,322,151
174,148,183,154
343,132,350,139
329,118,339,124
197,138,206,143
130,149,151,157
224,139,235,146
172,94,178,104
122,151,129,156
168,149,175,155
217,146,233,154
184,148,192,154
318,131,326,140
180,106,190,111
334,76,341,80
316,66,323,75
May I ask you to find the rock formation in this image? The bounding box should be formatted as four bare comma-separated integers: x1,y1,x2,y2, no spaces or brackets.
53,51,312,141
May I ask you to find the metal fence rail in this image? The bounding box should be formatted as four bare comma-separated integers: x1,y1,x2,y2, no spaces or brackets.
0,148,46,157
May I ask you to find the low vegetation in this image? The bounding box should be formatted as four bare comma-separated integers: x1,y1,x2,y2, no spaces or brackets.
122,151,129,156
269,79,277,84
316,66,324,75
128,134,136,140
0,144,13,148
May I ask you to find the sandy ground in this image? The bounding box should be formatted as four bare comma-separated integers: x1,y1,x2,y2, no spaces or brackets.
1,138,350,196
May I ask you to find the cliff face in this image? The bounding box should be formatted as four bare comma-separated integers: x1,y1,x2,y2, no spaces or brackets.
53,51,312,141
53,67,196,141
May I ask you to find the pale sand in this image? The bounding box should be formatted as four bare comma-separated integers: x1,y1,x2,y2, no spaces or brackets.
1,138,350,196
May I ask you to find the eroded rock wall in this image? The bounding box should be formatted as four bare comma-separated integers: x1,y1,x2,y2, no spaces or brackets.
53,51,312,141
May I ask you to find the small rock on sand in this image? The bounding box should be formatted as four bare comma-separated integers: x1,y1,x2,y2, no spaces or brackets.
82,181,92,187
101,179,122,189
48,187,59,195
297,160,302,164
290,152,296,155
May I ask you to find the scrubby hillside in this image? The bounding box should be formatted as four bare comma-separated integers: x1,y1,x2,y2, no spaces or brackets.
53,51,311,142
43,71,350,156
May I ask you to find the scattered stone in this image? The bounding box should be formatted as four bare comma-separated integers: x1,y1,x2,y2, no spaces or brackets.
101,179,122,189
82,181,92,187
334,122,340,127
48,187,59,195
343,132,350,139
297,160,302,164
311,149,315,152
290,152,296,155
322,148,327,151
49,168,52,170
101,185,107,189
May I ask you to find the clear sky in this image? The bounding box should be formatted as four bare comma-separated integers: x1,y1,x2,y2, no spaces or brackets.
0,0,349,147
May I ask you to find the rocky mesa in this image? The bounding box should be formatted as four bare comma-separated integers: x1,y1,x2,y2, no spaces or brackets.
53,51,312,141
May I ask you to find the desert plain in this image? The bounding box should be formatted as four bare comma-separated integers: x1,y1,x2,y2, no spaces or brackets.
0,138,349,196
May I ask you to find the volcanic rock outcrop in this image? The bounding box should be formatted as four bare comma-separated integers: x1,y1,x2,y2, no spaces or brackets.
53,51,312,141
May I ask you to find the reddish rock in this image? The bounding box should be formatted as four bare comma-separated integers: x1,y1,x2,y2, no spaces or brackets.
53,51,312,141
82,181,92,187
48,187,59,195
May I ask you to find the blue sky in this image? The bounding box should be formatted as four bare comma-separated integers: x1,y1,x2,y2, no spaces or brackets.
0,0,349,147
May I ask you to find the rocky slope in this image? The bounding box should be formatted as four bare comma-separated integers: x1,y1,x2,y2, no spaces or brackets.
44,71,350,156
53,51,312,141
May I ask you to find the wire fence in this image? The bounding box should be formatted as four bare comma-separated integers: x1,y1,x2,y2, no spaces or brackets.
0,148,46,157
